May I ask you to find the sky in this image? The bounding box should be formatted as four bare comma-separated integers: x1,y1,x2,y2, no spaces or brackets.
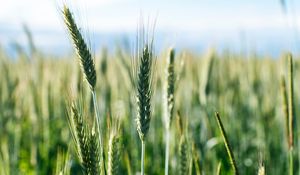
0,0,300,57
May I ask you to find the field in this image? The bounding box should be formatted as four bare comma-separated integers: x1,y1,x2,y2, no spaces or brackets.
0,5,299,175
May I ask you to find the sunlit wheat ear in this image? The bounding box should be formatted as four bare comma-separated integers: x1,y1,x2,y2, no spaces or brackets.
108,132,120,175
215,112,239,175
88,131,101,175
68,103,90,174
62,5,96,90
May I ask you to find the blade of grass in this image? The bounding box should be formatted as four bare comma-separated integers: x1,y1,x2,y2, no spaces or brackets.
215,112,239,175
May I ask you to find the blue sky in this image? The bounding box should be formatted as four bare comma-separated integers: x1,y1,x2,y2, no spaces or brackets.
0,0,300,57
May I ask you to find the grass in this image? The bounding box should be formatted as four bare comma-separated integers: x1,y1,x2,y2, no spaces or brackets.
214,112,239,175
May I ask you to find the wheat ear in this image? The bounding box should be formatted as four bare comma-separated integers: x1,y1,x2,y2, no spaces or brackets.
164,48,176,175
69,103,90,174
176,111,189,175
134,23,155,175
62,5,96,90
108,132,120,175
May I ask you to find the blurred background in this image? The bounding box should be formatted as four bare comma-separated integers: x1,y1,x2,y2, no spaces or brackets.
1,0,300,58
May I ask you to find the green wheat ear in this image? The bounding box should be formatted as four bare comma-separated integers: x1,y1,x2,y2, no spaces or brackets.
108,132,120,175
134,22,155,175
176,111,189,175
88,131,101,175
164,48,176,128
62,5,96,90
179,135,188,175
68,103,90,174
215,112,239,175
135,43,154,141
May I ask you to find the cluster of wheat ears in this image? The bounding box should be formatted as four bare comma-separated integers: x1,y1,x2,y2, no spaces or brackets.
60,5,297,175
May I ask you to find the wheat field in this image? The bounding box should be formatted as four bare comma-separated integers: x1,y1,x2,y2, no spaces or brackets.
1,5,300,175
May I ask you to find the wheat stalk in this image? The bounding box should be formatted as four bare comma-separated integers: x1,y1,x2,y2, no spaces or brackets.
287,53,294,149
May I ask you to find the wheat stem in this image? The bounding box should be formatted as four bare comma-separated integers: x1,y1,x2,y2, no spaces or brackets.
165,129,170,175
289,148,293,175
141,140,145,175
287,54,294,175
288,53,294,149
